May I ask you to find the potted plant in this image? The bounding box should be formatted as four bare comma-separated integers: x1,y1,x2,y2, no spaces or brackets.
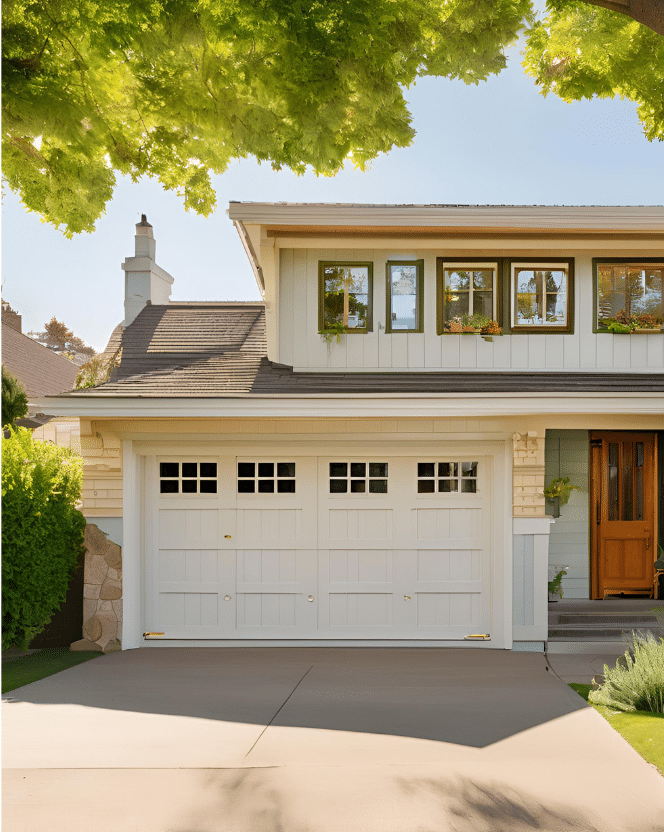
633,313,663,333
320,320,347,344
543,476,580,518
462,313,490,333
445,315,463,333
461,313,478,332
604,309,663,334
548,566,569,602
482,320,502,335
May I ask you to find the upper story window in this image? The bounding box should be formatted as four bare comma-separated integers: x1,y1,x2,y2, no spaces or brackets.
386,260,423,333
319,262,373,333
437,261,497,333
510,260,573,333
595,259,663,332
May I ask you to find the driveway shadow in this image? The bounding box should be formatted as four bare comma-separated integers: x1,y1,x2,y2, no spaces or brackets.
4,647,588,748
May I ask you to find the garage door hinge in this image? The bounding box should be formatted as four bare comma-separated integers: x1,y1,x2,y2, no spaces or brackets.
464,633,491,641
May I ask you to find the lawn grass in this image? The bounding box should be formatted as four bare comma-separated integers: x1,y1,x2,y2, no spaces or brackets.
569,683,664,776
2,647,102,693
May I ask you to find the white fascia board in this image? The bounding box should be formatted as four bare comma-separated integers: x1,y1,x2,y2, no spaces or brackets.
227,203,664,232
232,221,265,295
36,393,664,419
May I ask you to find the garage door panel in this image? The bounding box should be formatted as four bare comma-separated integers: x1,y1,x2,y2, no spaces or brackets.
158,591,219,627
416,549,483,582
327,549,393,583
158,549,221,584
328,509,393,542
236,549,316,585
237,508,303,544
158,509,221,549
414,507,483,546
416,592,481,626
236,591,317,632
328,593,393,627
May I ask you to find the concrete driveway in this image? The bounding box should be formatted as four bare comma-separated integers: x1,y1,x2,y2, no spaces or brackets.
3,647,664,832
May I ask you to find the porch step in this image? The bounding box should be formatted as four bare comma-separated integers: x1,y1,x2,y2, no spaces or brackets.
546,641,631,655
548,610,663,642
548,628,654,639
556,614,659,625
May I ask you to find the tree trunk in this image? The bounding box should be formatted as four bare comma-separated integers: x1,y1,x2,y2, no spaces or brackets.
580,0,664,36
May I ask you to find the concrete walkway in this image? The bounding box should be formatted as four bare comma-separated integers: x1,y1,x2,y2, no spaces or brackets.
3,647,664,832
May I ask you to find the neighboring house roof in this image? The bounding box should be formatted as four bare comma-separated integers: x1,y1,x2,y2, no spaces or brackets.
2,322,79,398
61,303,664,398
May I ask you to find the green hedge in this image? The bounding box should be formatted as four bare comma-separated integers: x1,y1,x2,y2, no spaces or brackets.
2,428,86,650
2,365,28,427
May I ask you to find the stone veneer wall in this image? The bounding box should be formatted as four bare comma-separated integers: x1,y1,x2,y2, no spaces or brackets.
512,431,546,517
71,524,122,652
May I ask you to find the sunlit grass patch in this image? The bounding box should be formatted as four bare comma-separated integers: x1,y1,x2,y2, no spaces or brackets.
3,647,102,693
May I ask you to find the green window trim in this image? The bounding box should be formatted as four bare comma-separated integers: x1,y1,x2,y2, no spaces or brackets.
385,260,424,334
318,261,373,334
592,258,664,334
509,258,575,334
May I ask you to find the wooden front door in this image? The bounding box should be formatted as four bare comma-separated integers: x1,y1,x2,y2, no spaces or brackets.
590,432,657,599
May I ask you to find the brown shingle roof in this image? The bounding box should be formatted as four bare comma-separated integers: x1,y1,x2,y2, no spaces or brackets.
2,323,79,398
61,303,664,398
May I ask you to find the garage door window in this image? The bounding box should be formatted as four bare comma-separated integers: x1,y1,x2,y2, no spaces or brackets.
159,462,218,494
329,462,388,494
417,461,478,493
237,461,296,493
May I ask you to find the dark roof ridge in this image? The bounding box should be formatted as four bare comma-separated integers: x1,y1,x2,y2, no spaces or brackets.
156,301,265,307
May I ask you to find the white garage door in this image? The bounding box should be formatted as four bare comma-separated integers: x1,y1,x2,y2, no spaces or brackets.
144,453,493,642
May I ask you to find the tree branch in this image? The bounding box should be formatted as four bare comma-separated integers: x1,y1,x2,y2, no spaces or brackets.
577,0,664,35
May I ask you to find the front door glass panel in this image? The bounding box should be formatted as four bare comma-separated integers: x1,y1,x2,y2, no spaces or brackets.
608,443,619,521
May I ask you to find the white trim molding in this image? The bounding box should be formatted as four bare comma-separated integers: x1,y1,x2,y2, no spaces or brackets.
38,393,664,420
228,203,664,233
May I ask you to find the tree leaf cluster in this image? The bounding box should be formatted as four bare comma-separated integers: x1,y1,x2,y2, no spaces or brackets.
524,1,664,141
75,348,121,388
2,0,529,236
32,317,96,363
2,0,662,238
2,427,86,650
2,366,29,428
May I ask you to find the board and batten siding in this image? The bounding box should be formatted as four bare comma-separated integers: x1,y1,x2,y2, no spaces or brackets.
545,430,590,599
279,248,664,372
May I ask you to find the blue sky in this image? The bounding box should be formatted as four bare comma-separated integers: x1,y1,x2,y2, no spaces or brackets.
2,37,662,352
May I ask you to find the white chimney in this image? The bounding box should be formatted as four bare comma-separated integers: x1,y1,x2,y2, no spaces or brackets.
121,215,174,326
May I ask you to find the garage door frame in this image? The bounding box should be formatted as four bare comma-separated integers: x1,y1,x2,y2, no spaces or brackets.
132,438,512,649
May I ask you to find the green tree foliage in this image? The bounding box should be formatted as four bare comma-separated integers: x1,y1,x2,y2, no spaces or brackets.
2,365,28,427
2,1,662,238
524,1,664,141
75,349,121,388
2,0,530,236
2,427,86,650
